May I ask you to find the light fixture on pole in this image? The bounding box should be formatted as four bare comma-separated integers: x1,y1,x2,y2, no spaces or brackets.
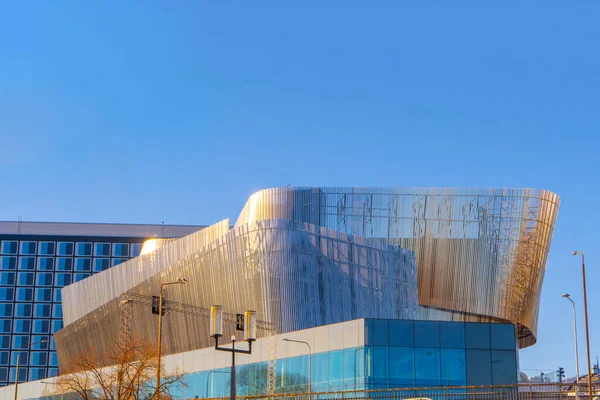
210,306,256,400
14,339,47,400
155,277,187,399
573,251,593,400
562,293,580,400
283,338,312,394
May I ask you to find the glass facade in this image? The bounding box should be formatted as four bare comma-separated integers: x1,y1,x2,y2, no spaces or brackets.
0,236,146,386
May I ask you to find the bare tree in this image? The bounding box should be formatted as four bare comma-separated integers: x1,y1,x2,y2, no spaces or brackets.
54,337,186,400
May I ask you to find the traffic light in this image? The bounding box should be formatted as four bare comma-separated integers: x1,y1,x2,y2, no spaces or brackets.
558,367,565,383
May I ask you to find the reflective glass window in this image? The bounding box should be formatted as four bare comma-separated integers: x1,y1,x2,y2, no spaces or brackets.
19,242,36,255
33,320,50,334
53,304,63,318
465,323,491,349
0,257,16,270
76,242,92,256
0,352,8,365
389,320,414,347
49,352,58,367
12,336,29,350
113,243,129,257
415,321,440,348
10,366,28,382
35,288,52,302
389,347,415,386
0,304,12,317
112,258,128,266
17,272,34,286
0,320,10,334
18,257,35,270
38,242,55,256
343,348,363,390
415,348,441,387
373,347,389,386
0,288,14,301
312,352,329,392
0,241,17,255
30,352,47,366
0,272,15,285
74,273,90,282
16,288,33,301
329,350,344,390
52,319,63,334
440,322,466,348
29,368,47,380
11,352,28,367
53,289,61,303
0,336,9,349
34,304,51,318
13,319,31,333
57,242,74,256
131,243,142,257
0,367,6,381
491,350,517,384
37,257,54,271
93,258,110,272
491,324,516,350
48,368,58,378
54,273,72,287
466,349,492,385
372,319,389,346
31,336,48,350
56,258,73,271
94,243,111,256
36,272,53,286
14,304,32,318
441,349,467,386
75,258,91,271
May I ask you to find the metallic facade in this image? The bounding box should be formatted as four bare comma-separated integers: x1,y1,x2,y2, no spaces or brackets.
55,187,559,371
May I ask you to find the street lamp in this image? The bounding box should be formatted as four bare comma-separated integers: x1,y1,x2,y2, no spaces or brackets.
283,338,312,394
210,306,256,400
155,277,187,399
14,339,47,400
562,294,580,400
573,251,593,400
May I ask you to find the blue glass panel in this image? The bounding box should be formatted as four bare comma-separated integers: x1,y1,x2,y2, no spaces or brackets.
415,321,440,348
94,243,111,257
38,242,55,256
57,242,74,256
415,348,441,387
441,348,466,386
15,304,32,317
75,273,90,282
491,350,517,384
20,242,36,255
12,336,29,350
76,242,92,256
93,258,110,272
465,323,491,349
0,336,9,349
31,336,48,350
37,258,54,271
36,272,53,286
29,368,47,380
53,304,63,318
48,368,58,378
113,243,129,257
440,322,466,348
389,320,414,347
35,288,52,302
343,347,363,390
0,272,15,285
75,258,91,271
0,241,17,255
56,258,73,271
18,257,35,270
0,288,14,301
10,352,28,367
491,324,516,350
112,259,128,266
18,272,34,286
373,347,389,387
13,319,31,333
329,350,344,391
0,321,11,333
131,243,142,257
0,352,8,365
30,352,47,366
16,288,33,301
33,320,50,334
389,347,415,387
51,320,63,333
372,319,389,346
0,305,12,317
466,349,492,385
364,319,373,345
0,257,16,270
312,352,329,392
49,352,58,367
54,273,72,287
34,304,51,318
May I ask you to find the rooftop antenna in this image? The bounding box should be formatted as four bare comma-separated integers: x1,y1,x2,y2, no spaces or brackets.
17,216,22,233
161,221,164,238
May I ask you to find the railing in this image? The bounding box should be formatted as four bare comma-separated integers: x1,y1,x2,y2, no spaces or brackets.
203,383,600,400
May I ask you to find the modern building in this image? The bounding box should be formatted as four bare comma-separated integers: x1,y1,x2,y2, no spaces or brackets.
0,187,560,399
0,221,204,386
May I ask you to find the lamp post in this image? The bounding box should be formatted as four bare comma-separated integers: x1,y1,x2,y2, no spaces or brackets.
283,338,312,394
562,293,580,400
572,251,593,400
14,339,47,400
155,278,187,399
210,306,257,400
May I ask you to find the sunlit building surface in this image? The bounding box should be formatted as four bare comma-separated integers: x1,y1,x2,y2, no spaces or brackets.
0,187,560,398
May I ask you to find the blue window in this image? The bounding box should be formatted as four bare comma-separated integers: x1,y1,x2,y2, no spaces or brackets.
0,257,16,270
0,321,11,334
11,352,28,367
31,336,48,350
57,242,74,256
53,304,63,318
0,272,15,285
54,273,72,287
49,352,58,367
0,304,12,317
389,347,415,386
0,241,17,255
389,320,414,347
75,258,91,271
93,258,110,272
36,273,53,286
491,350,517,384
32,320,50,334
29,368,47,380
372,320,389,346
94,243,111,257
112,258,128,266
415,348,441,387
13,319,31,334
328,350,344,390
466,349,492,385
35,288,52,302
30,352,47,366
37,258,54,271
12,336,29,350
0,367,6,381
415,321,440,348
53,289,61,303
465,323,491,349
20,242,36,255
51,320,63,333
343,348,362,390
56,258,73,271
48,368,58,378
17,272,34,286
0,288,14,301
76,242,92,256
113,243,129,257
34,304,51,318
15,304,32,318
74,273,90,282
312,352,329,392
491,324,516,350
441,348,467,386
131,243,142,257
18,257,35,270
0,352,8,365
0,336,10,349
371,347,389,386
11,366,28,382
16,288,33,301
440,322,465,348
38,242,55,256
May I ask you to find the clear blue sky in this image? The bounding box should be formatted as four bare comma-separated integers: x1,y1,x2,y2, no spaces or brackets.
1,1,599,377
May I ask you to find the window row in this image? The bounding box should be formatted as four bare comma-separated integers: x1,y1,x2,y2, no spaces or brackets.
0,288,62,303
1,241,142,257
0,350,58,367
1,256,128,271
0,271,93,287
0,334,61,350
0,303,62,319
0,366,59,383
0,319,63,334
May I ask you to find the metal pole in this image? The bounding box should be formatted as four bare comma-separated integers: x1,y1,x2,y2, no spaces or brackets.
575,253,593,400
565,296,580,400
156,286,164,399
231,338,236,400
